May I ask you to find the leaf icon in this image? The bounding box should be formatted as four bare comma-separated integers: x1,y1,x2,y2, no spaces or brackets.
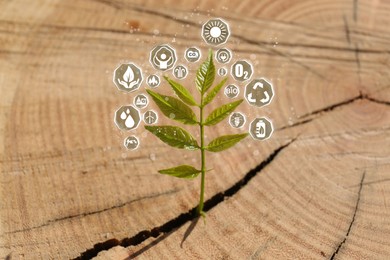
123,66,134,83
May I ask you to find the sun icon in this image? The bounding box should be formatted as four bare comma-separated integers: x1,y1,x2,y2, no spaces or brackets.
202,18,230,46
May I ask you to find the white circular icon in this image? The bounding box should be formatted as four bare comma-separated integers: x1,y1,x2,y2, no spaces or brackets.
249,117,274,141
147,74,160,88
185,47,201,62
134,94,149,109
244,78,274,107
229,112,246,128
218,67,227,76
231,60,253,82
143,110,158,125
114,105,141,131
202,18,230,46
224,84,240,98
124,136,139,150
150,44,177,71
173,65,188,79
113,63,143,93
216,48,232,63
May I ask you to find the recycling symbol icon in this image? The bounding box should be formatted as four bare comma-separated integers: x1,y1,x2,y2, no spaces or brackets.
244,78,274,107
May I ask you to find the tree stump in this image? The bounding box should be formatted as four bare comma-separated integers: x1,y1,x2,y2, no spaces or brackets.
1,0,390,259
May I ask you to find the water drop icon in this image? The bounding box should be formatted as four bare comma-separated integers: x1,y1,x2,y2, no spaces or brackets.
120,111,127,120
115,106,140,131
125,114,135,128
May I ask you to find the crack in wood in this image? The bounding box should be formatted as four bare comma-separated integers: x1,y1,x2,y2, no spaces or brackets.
348,0,362,84
279,94,390,131
279,94,363,131
350,28,390,42
4,189,180,235
343,15,351,44
329,171,365,260
73,138,297,259
350,177,390,188
365,96,390,106
299,93,363,119
354,43,361,70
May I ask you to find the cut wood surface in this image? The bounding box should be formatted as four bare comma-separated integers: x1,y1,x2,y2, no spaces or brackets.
1,0,390,259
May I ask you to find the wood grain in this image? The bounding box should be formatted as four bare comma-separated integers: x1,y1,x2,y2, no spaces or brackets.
1,0,389,259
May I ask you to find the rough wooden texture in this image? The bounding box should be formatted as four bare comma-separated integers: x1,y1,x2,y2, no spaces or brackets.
1,0,390,259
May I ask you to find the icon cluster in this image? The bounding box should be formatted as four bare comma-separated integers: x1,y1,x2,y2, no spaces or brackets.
113,18,275,150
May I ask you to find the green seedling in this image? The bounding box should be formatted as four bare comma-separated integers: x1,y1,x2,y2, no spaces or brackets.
145,50,248,218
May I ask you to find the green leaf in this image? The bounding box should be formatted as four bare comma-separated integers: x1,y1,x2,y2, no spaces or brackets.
164,76,197,106
158,165,201,179
145,125,199,150
196,50,215,94
146,89,197,125
203,77,227,107
206,133,249,152
204,99,243,126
